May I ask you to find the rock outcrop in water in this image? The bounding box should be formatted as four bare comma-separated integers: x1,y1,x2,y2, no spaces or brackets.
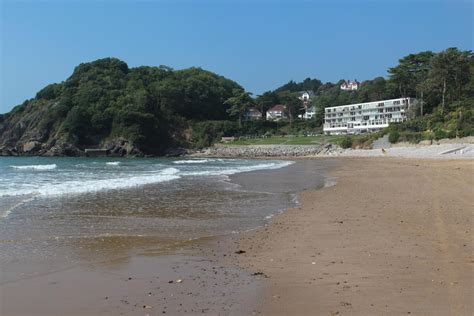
0,58,242,157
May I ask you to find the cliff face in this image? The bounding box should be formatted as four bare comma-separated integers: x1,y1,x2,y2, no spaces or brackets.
0,100,79,156
0,58,242,156
0,100,142,157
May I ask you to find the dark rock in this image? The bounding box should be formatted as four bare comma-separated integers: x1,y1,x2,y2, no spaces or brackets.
105,137,142,157
164,147,187,157
251,272,269,278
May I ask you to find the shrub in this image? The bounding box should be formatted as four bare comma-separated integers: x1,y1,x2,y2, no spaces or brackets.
339,136,353,149
388,131,400,143
433,129,448,141
192,120,239,148
402,132,424,143
36,83,64,100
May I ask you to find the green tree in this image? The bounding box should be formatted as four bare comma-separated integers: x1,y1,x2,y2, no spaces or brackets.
225,90,255,127
426,48,472,112
388,51,435,98
255,91,280,119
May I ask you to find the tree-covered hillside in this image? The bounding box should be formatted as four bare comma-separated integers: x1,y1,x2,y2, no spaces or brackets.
1,47,472,156
255,47,473,142
0,58,243,156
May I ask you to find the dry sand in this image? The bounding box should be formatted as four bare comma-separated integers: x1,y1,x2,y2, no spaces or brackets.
235,158,473,315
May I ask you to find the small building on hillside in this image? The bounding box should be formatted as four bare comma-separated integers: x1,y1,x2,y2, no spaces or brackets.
340,80,360,91
298,90,315,102
323,97,417,135
244,108,262,120
266,104,287,121
302,106,316,119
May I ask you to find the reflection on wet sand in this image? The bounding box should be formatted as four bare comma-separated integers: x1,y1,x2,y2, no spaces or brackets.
0,159,335,315
0,176,293,283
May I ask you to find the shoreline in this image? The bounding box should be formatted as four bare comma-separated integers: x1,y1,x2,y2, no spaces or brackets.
1,157,472,315
232,157,473,315
0,159,334,315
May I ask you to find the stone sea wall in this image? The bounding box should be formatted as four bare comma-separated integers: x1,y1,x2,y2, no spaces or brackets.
193,144,341,158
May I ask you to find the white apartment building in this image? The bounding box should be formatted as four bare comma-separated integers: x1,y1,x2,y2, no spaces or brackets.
323,97,417,135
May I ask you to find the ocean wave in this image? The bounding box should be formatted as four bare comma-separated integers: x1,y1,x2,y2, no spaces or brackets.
160,167,180,174
105,161,121,166
0,160,292,200
173,159,211,164
0,168,181,198
10,164,57,171
182,161,294,176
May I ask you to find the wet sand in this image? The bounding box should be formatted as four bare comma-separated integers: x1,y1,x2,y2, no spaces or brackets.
0,159,334,315
234,158,473,315
1,232,269,315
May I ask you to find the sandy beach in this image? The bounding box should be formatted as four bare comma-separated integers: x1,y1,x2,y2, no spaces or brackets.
235,158,473,315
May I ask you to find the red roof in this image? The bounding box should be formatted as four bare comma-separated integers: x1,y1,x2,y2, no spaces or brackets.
268,104,286,112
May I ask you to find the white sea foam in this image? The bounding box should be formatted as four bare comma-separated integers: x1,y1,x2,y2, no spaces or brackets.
324,177,338,188
173,159,211,164
0,168,181,198
106,161,121,166
182,161,294,176
1,160,292,202
0,195,36,219
10,164,57,171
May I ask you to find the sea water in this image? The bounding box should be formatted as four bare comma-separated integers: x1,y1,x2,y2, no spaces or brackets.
0,156,300,282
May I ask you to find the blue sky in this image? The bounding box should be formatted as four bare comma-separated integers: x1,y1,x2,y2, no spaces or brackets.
0,0,472,113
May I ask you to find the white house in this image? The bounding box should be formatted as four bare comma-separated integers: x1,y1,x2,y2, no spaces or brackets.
298,90,315,102
340,80,360,91
244,108,262,120
323,97,417,135
302,106,316,119
266,104,287,121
